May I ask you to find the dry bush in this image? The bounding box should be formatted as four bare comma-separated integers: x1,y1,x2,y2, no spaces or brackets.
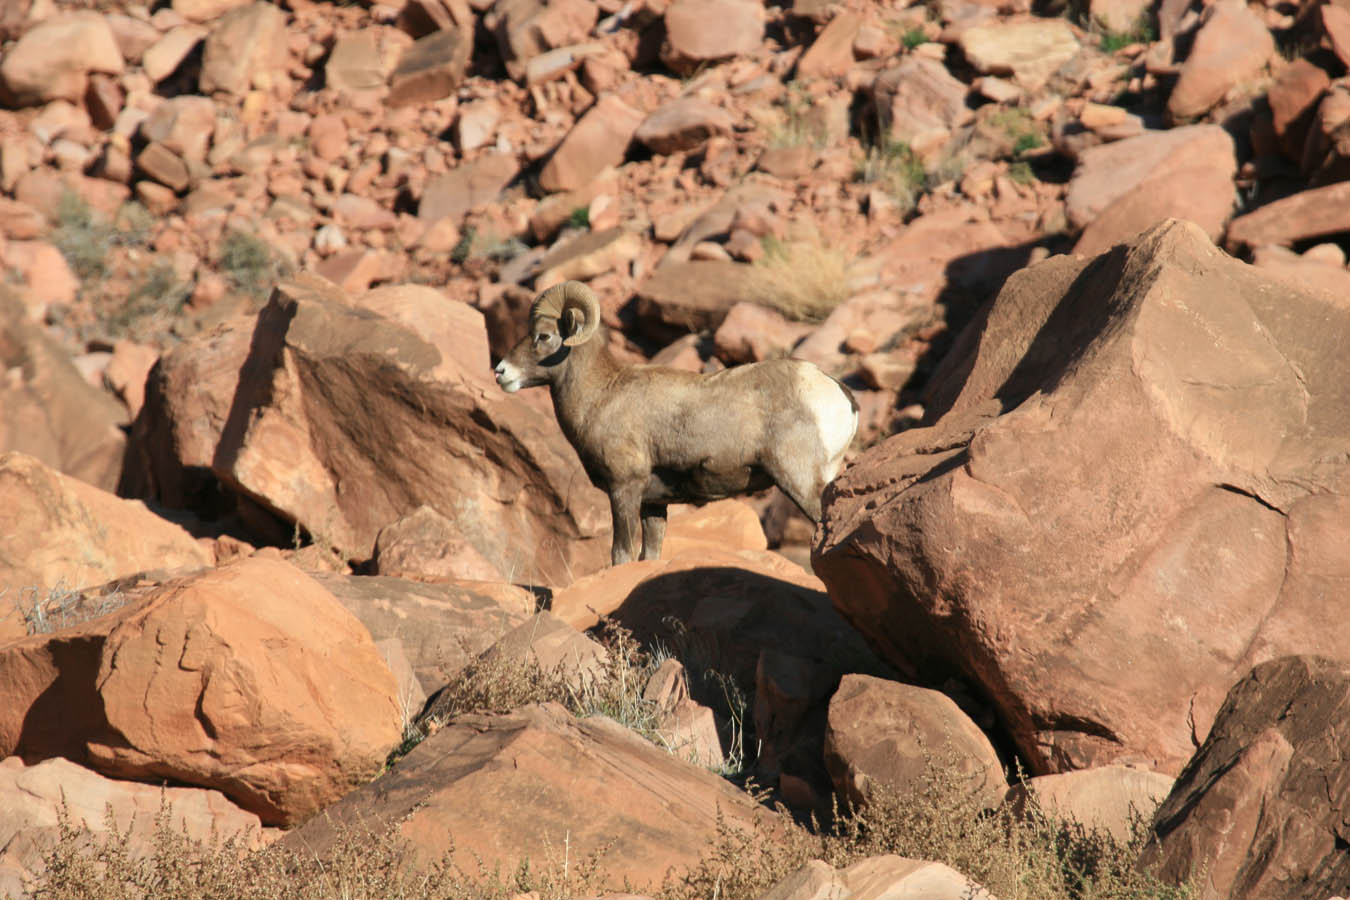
663,743,1196,900
744,239,852,323
404,619,665,763
660,805,819,900
24,798,608,900
3,583,130,635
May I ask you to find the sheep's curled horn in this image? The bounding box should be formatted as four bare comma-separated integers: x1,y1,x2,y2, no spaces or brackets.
530,280,601,346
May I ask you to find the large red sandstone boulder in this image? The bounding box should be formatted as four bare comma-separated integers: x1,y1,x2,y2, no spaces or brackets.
280,702,780,891
0,290,126,493
133,275,609,584
0,556,402,826
0,452,211,594
1140,656,1350,899
0,756,273,897
84,557,402,825
814,220,1350,777
824,674,1006,811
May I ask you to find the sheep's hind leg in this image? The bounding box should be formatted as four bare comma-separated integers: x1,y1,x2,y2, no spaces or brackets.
640,503,667,561
608,482,644,565
768,464,824,523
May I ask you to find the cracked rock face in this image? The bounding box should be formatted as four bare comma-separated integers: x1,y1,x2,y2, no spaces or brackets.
813,219,1350,777
1140,655,1350,899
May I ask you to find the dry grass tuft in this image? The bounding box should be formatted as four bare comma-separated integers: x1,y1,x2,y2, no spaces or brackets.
402,619,666,764
744,239,852,323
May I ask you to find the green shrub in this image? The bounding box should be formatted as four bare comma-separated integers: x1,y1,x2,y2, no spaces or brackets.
1099,18,1156,53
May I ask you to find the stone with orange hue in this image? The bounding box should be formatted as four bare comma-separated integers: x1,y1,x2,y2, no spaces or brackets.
1324,4,1350,69
485,0,598,82
387,27,472,106
539,93,644,193
1166,0,1274,122
1004,765,1174,842
796,12,862,80
634,260,759,341
142,25,208,83
0,756,273,897
210,276,610,585
635,96,734,155
874,55,972,158
662,0,763,74
0,13,124,106
3,241,77,316
373,504,505,581
76,557,402,826
825,674,1006,811
659,499,768,558
550,545,884,796
419,151,519,222
103,340,159,420
958,19,1079,89
1226,180,1350,251
815,220,1350,777
0,292,128,494
0,198,44,240
281,702,779,891
313,571,532,695
1066,124,1236,255
141,96,217,164
713,302,813,365
199,2,288,96
534,226,642,287
173,0,252,22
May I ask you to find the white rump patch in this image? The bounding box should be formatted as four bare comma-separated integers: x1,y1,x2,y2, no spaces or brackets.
796,366,857,476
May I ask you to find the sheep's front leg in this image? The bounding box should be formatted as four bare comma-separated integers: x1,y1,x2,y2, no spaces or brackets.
609,482,644,565
640,503,667,561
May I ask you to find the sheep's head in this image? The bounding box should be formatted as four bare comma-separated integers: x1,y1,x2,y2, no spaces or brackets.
494,280,601,392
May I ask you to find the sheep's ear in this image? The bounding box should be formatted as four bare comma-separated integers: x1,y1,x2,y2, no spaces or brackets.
560,307,583,340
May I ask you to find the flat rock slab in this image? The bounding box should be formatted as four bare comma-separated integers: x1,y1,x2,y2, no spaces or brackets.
1226,180,1350,252
1005,765,1174,842
1065,124,1236,255
0,755,272,897
815,219,1350,777
958,19,1080,89
312,572,534,695
0,451,210,594
280,702,780,891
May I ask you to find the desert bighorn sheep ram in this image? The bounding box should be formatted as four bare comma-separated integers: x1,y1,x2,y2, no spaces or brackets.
493,280,858,565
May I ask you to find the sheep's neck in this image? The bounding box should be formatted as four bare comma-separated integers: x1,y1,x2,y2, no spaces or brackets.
550,338,621,443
